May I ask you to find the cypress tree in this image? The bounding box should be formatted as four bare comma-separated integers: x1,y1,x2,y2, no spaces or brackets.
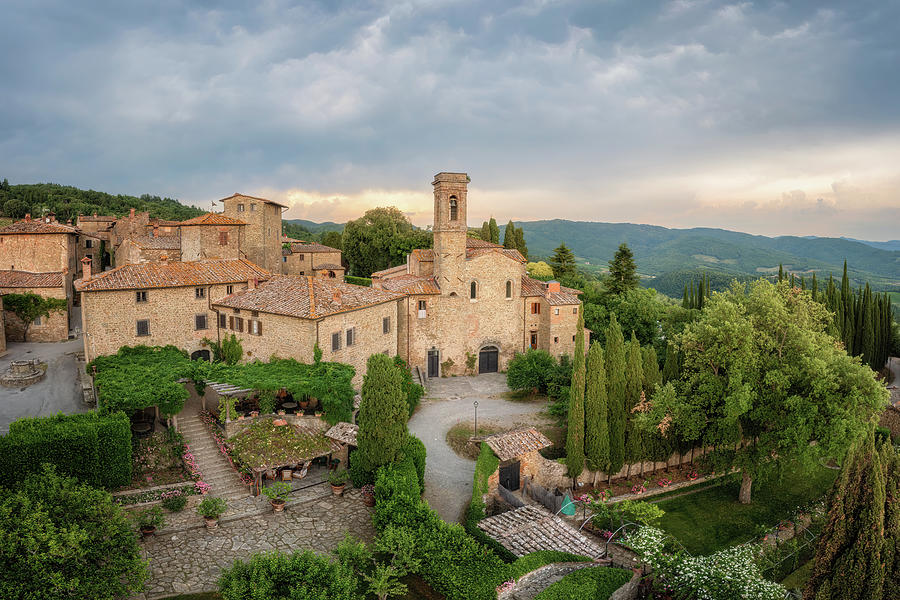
812,272,818,302
356,354,409,472
488,217,500,244
641,345,661,395
697,278,705,310
688,281,695,310
860,284,875,368
778,263,784,282
584,342,609,474
682,285,689,309
661,342,680,384
480,221,491,242
605,314,626,480
801,276,806,290
514,226,528,259
566,311,586,480
624,332,644,476
503,221,516,249
882,440,900,599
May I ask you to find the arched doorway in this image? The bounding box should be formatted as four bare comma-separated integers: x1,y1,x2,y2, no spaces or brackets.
478,346,499,373
191,349,211,362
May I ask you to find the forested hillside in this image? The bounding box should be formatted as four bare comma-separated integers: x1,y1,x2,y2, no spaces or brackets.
518,219,900,297
0,179,205,222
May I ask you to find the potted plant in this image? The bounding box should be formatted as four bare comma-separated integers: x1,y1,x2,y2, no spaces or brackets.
249,410,259,418
262,481,293,512
328,469,349,496
135,506,165,537
197,497,227,529
361,484,375,507
314,410,323,418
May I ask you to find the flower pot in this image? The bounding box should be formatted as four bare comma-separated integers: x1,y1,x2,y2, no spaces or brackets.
271,499,286,513
331,483,345,497
315,412,323,418
204,517,218,530
281,470,293,481
249,411,259,418
140,526,157,537
363,494,375,507
277,410,286,416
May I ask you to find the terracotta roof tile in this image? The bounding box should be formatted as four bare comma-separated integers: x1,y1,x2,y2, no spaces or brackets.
149,218,182,227
324,422,358,446
0,270,65,288
371,264,409,278
213,275,403,319
467,247,526,263
411,248,434,261
78,215,116,222
76,259,269,292
313,263,344,271
466,238,502,248
220,192,288,208
484,427,552,461
179,213,247,226
0,219,79,235
477,505,604,558
288,241,340,254
377,274,441,295
520,276,581,304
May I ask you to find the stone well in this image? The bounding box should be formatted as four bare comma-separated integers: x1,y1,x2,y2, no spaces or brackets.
0,359,46,387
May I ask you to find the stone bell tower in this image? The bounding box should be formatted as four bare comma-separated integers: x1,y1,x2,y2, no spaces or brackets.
432,172,468,296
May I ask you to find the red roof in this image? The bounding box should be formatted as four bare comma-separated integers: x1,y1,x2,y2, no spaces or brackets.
76,259,269,292
214,275,402,319
219,193,288,209
465,238,502,249
0,219,79,235
520,275,581,305
179,213,247,227
0,270,65,288
288,241,340,254
377,274,441,295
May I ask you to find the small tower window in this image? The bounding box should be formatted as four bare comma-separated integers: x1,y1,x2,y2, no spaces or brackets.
505,280,512,298
449,196,458,221
470,281,477,299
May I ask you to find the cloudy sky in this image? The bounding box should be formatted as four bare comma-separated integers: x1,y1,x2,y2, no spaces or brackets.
2,1,898,239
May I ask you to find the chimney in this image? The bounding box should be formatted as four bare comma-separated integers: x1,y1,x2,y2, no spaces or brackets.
129,208,136,219
24,213,31,222
81,256,92,281
93,212,98,218
248,278,257,290
152,224,159,238
545,280,561,296
332,289,342,303
159,254,168,264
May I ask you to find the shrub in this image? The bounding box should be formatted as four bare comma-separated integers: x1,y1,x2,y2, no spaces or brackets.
506,349,556,396
506,551,593,581
262,481,293,503
344,275,372,287
402,434,427,494
0,465,147,599
0,411,131,489
160,493,188,512
218,550,360,600
349,448,375,488
197,497,227,519
133,506,165,530
534,566,632,600
394,355,425,415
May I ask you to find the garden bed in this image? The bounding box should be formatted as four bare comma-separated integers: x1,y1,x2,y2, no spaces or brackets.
573,463,710,499
120,429,191,490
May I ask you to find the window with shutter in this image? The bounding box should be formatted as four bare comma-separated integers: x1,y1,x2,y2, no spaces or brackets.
136,320,150,336
219,231,228,245
331,332,341,351
219,313,227,328
195,314,208,330
346,328,355,347
236,317,244,332
383,316,391,334
256,320,263,336
229,316,234,329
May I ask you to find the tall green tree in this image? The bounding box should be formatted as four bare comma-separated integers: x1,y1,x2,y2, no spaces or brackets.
641,346,661,396
624,333,644,476
356,354,409,472
805,430,898,600
584,342,609,475
643,280,886,504
566,311,586,479
320,230,343,251
550,243,576,279
488,217,500,244
480,221,491,243
661,342,680,384
342,207,432,276
605,314,626,480
503,221,516,249
514,225,528,259
604,243,639,296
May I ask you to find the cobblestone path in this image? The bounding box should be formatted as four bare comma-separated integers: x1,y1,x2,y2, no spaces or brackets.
136,489,375,599
180,412,248,502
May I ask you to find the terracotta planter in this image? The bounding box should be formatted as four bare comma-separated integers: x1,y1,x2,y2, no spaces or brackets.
249,411,259,418
281,470,293,481
271,499,285,513
204,517,218,530
331,483,346,497
277,410,286,416
140,526,156,538
363,494,375,507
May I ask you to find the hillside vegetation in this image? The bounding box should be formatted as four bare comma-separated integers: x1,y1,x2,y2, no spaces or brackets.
519,219,900,296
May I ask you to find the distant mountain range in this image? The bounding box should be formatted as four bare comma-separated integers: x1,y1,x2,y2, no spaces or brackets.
516,220,900,297
284,218,344,235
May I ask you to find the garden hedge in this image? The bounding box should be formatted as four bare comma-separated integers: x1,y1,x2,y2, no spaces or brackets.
463,443,515,561
533,566,632,600
0,411,131,489
343,275,372,287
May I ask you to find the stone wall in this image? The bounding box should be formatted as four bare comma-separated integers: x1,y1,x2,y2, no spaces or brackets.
81,283,235,361
880,405,900,441
181,225,244,262
0,297,6,355
212,307,317,365
282,250,343,276
223,199,281,273
2,285,69,342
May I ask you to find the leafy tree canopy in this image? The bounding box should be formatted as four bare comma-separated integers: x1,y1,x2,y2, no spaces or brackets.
342,207,432,277
527,261,554,281
641,280,888,503
1,292,68,340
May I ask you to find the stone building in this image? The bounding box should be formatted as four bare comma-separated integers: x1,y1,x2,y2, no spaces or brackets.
75,214,115,268
221,193,285,273
212,275,402,385
75,257,269,362
0,270,70,342
114,234,182,266
371,172,582,377
178,212,246,261
281,241,344,278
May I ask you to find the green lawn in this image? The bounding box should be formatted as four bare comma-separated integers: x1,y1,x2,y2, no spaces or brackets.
781,559,813,591
654,463,836,555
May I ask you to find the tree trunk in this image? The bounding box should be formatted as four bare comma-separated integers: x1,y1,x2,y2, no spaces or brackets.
738,470,753,504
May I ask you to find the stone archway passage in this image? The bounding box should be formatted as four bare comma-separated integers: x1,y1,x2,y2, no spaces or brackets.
191,349,211,362
479,347,499,373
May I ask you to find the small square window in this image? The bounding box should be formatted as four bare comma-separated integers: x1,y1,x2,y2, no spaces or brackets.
383,316,391,334
250,203,256,212
418,300,426,310
85,239,93,248
195,314,208,330
136,290,148,303
235,317,244,332
33,315,42,326
219,231,228,245
237,203,245,212
282,256,287,262
195,287,206,299
299,254,305,261
554,308,559,315
572,335,576,342
554,336,559,343
136,320,150,336
226,285,234,295
573,307,578,314
249,320,262,335
331,332,341,352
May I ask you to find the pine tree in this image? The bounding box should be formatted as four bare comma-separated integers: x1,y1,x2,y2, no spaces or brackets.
566,311,586,480
584,342,609,474
514,226,528,259
356,354,409,472
488,217,500,244
503,221,516,249
604,243,639,295
605,314,626,480
549,243,576,278
624,333,644,476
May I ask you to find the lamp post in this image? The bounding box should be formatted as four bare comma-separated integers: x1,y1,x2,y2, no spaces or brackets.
473,400,479,438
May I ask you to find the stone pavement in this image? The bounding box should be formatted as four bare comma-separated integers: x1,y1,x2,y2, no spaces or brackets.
136,488,375,599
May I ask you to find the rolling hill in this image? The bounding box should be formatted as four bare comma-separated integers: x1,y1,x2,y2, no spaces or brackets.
517,220,900,297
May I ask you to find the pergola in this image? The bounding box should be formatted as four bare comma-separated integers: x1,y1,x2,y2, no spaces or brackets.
228,417,342,494
204,381,255,418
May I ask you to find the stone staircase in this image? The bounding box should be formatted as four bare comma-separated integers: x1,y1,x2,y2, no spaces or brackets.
178,412,248,502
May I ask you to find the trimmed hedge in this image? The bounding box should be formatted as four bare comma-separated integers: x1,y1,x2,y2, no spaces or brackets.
533,566,632,600
344,275,372,287
0,411,131,489
218,550,359,600
507,551,594,581
464,443,515,562
352,433,425,490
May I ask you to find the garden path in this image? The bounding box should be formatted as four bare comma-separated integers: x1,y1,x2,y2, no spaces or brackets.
135,488,375,599
179,410,248,503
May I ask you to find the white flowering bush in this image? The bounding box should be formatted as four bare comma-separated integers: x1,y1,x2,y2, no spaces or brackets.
623,526,785,600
